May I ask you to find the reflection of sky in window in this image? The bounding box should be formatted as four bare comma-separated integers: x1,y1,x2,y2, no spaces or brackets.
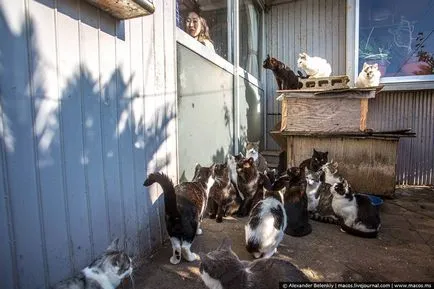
359,0,434,76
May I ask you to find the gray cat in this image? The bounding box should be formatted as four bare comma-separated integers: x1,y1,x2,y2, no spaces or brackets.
305,167,340,224
199,238,309,289
245,141,268,173
52,238,133,289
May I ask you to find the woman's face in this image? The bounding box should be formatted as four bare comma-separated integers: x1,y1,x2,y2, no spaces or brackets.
185,12,202,38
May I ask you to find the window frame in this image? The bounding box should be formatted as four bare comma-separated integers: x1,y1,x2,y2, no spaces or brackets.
347,0,434,91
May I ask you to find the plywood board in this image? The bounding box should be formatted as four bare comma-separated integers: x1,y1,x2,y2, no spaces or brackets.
286,136,398,196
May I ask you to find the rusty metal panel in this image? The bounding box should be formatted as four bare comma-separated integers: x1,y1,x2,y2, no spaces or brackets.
367,90,434,186
265,0,347,150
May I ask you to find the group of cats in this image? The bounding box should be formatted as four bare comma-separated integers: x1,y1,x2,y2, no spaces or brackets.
263,52,381,90
52,144,381,289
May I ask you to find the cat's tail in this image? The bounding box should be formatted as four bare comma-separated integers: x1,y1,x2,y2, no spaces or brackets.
144,172,179,217
310,213,340,225
340,223,379,238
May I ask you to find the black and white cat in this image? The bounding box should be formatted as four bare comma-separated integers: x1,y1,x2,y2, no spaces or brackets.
245,141,268,173
227,153,245,201
209,162,241,223
52,238,133,289
143,164,215,264
199,238,309,289
299,149,328,182
331,180,381,238
305,167,340,224
245,175,287,259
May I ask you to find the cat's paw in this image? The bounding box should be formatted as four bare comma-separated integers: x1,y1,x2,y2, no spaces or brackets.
196,228,203,235
185,252,199,262
216,217,223,223
170,255,181,265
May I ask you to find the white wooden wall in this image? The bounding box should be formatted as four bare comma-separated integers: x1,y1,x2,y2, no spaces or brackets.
0,0,177,288
265,0,347,149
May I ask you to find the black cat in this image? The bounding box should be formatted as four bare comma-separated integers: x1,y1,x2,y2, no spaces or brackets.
263,54,301,90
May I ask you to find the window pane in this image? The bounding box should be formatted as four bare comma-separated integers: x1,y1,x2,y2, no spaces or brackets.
359,0,434,78
177,0,231,62
239,0,262,78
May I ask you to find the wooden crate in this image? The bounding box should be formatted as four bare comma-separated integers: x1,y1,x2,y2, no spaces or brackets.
284,134,398,196
277,88,377,133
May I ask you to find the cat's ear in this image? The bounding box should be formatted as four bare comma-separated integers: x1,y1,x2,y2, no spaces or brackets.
218,237,232,250
363,62,369,69
195,163,201,171
313,148,318,154
325,151,328,156
373,63,378,69
254,141,260,147
107,238,120,251
304,166,308,174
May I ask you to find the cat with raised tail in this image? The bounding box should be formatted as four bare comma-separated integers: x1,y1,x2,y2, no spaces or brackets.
52,238,133,289
199,238,309,289
143,164,215,264
331,180,381,238
245,175,288,259
355,62,381,88
297,52,332,78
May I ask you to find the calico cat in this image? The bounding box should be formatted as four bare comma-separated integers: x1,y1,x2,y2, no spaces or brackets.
245,140,268,173
236,157,260,217
297,52,332,78
299,149,328,181
199,238,309,289
331,180,381,238
263,54,301,90
355,62,381,88
282,167,312,237
52,238,133,289
245,175,287,259
209,162,241,223
143,164,215,264
304,168,340,224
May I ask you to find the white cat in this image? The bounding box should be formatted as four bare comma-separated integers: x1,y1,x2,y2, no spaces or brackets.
355,62,381,88
297,52,332,78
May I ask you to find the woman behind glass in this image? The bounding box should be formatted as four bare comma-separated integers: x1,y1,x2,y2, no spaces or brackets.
185,11,215,52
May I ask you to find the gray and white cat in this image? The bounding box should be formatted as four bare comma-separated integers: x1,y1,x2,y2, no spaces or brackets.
297,52,332,78
355,62,381,88
245,141,268,173
331,180,381,238
52,238,133,289
143,164,215,264
321,161,344,185
199,238,309,289
245,175,287,259
305,167,339,224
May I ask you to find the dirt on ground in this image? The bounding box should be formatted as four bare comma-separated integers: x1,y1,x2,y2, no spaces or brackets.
130,187,434,289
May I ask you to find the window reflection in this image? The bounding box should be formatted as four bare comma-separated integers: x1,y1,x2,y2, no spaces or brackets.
177,0,230,62
239,0,262,78
359,0,434,78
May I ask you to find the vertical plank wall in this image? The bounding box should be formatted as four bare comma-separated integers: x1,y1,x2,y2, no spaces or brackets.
264,0,347,150
0,0,177,288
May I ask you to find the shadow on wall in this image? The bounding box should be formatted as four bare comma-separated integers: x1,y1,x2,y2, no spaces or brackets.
0,4,173,288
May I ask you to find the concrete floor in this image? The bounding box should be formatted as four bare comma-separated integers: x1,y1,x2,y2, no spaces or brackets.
130,187,434,288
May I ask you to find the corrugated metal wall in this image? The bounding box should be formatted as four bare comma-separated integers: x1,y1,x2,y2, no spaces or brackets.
0,0,177,288
264,0,347,150
368,90,434,186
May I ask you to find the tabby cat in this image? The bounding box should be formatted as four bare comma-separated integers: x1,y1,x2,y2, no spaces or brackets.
199,238,309,289
52,238,133,289
209,162,241,223
245,141,268,173
236,157,260,217
143,164,215,264
321,161,344,185
263,54,301,90
305,167,340,224
331,180,381,238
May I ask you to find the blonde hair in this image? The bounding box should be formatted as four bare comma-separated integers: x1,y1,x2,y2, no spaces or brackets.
185,11,213,45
